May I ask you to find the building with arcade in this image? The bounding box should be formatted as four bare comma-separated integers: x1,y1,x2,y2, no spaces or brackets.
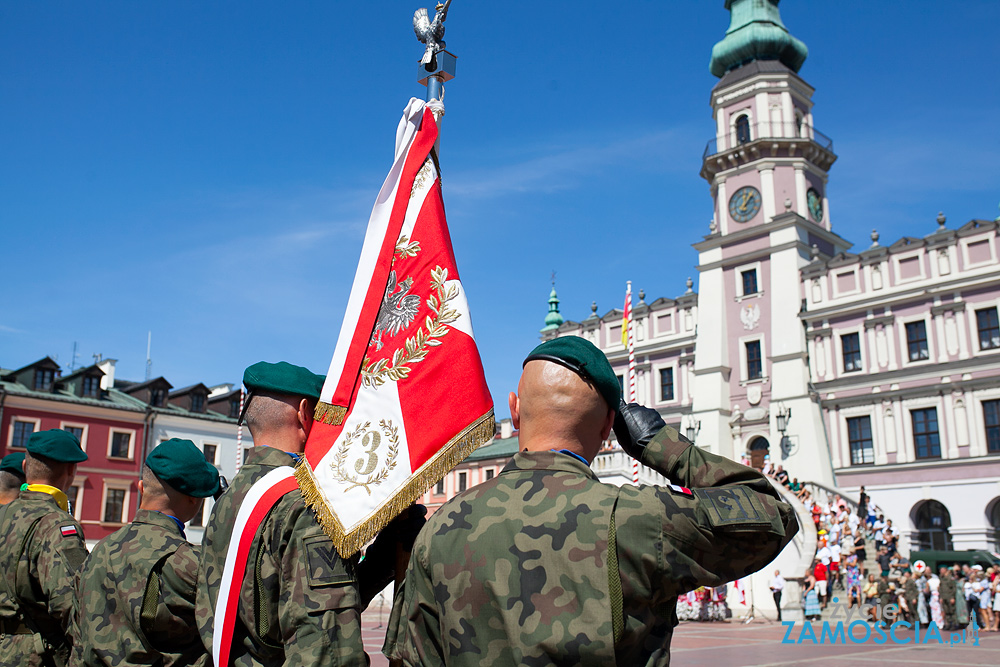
542,0,1000,555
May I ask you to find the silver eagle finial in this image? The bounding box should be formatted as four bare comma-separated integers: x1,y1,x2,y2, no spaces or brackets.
414,0,453,66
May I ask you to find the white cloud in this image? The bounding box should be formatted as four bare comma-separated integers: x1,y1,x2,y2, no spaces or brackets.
446,128,688,199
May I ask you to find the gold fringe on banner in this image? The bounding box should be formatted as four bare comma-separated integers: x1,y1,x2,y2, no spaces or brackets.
295,408,496,557
314,401,347,426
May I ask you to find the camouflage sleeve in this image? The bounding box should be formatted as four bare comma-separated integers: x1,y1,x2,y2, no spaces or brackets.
31,514,88,633
276,505,368,667
618,425,797,596
382,537,444,667
147,543,208,667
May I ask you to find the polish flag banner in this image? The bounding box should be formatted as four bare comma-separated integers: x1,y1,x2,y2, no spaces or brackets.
734,578,747,606
298,98,495,557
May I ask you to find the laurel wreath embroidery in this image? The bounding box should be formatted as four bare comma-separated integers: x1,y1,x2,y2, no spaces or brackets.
362,265,460,388
395,235,421,260
331,419,400,494
410,157,434,199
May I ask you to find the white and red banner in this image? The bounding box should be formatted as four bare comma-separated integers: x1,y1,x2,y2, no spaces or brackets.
298,98,494,556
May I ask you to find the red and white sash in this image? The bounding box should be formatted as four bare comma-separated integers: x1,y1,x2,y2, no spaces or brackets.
212,466,299,667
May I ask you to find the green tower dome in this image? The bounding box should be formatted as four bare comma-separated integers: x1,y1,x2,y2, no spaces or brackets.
541,287,564,332
710,0,808,78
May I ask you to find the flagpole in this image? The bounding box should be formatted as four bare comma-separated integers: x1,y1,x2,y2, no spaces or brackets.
624,281,639,485
389,9,460,662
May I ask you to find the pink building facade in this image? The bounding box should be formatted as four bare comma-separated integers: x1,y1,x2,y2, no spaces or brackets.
543,1,1000,554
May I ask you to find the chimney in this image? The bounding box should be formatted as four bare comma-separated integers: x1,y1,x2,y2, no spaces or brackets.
499,418,513,439
98,359,117,389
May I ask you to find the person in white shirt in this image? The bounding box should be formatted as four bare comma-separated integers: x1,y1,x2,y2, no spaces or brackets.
769,569,785,621
873,515,887,550
830,541,843,590
817,541,832,566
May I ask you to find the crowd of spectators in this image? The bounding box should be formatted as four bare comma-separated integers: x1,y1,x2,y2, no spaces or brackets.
762,460,1000,630
676,585,732,622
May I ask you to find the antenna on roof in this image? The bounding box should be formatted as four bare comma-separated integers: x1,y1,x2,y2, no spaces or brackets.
69,341,79,371
145,331,153,381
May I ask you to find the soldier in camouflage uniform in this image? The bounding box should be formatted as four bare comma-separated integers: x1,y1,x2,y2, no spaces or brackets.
196,361,422,667
0,453,26,505
938,567,958,630
71,439,221,667
0,430,89,667
902,571,919,624
386,337,798,666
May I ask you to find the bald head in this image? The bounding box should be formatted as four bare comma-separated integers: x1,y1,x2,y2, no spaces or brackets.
244,392,315,453
509,360,615,461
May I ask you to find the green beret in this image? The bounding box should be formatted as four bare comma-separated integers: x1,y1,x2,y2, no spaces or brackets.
0,452,25,476
243,361,325,401
146,439,220,498
524,336,621,411
26,429,88,463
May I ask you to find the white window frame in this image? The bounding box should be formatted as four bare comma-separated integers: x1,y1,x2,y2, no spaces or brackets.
607,323,623,349
892,251,926,284
59,421,89,452
107,428,137,460
899,316,934,366
202,442,220,467
481,467,496,483
739,334,768,385
840,410,876,467
837,327,866,375
67,475,86,521
832,268,861,298
734,261,764,300
960,234,996,268
730,109,753,147
653,362,679,405
653,310,675,336
7,416,41,450
969,301,1000,355
100,479,133,525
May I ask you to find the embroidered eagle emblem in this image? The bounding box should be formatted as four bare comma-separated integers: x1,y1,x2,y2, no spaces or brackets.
371,270,421,351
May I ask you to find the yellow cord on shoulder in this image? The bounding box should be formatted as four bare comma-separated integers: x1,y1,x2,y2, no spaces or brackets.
23,484,69,512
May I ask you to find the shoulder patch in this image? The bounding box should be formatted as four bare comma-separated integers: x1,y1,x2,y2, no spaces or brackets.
60,524,78,537
695,486,771,531
303,534,353,588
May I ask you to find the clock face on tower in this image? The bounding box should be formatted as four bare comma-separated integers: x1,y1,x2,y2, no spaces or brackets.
728,186,761,223
807,188,824,222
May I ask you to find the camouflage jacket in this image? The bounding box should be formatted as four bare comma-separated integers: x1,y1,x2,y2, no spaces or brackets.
386,426,798,667
70,510,205,667
196,446,385,667
939,575,957,602
0,490,89,667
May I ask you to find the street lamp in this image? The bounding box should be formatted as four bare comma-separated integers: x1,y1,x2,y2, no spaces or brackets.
776,405,792,434
686,419,701,443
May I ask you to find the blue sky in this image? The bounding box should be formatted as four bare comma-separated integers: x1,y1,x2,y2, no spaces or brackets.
2,1,998,418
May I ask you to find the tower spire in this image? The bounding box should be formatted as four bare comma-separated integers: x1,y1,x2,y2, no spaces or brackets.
710,0,808,78
541,274,564,333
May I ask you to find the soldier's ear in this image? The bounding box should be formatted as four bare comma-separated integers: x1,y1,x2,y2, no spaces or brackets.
298,398,314,436
508,392,520,429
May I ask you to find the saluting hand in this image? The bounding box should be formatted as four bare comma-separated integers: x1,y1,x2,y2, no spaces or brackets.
613,400,667,461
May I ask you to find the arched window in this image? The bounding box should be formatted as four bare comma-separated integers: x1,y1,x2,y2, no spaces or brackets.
748,436,769,469
912,499,953,550
735,115,751,145
795,111,805,138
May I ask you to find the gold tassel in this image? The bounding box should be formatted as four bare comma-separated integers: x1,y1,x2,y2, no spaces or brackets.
314,402,347,426
295,409,496,557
